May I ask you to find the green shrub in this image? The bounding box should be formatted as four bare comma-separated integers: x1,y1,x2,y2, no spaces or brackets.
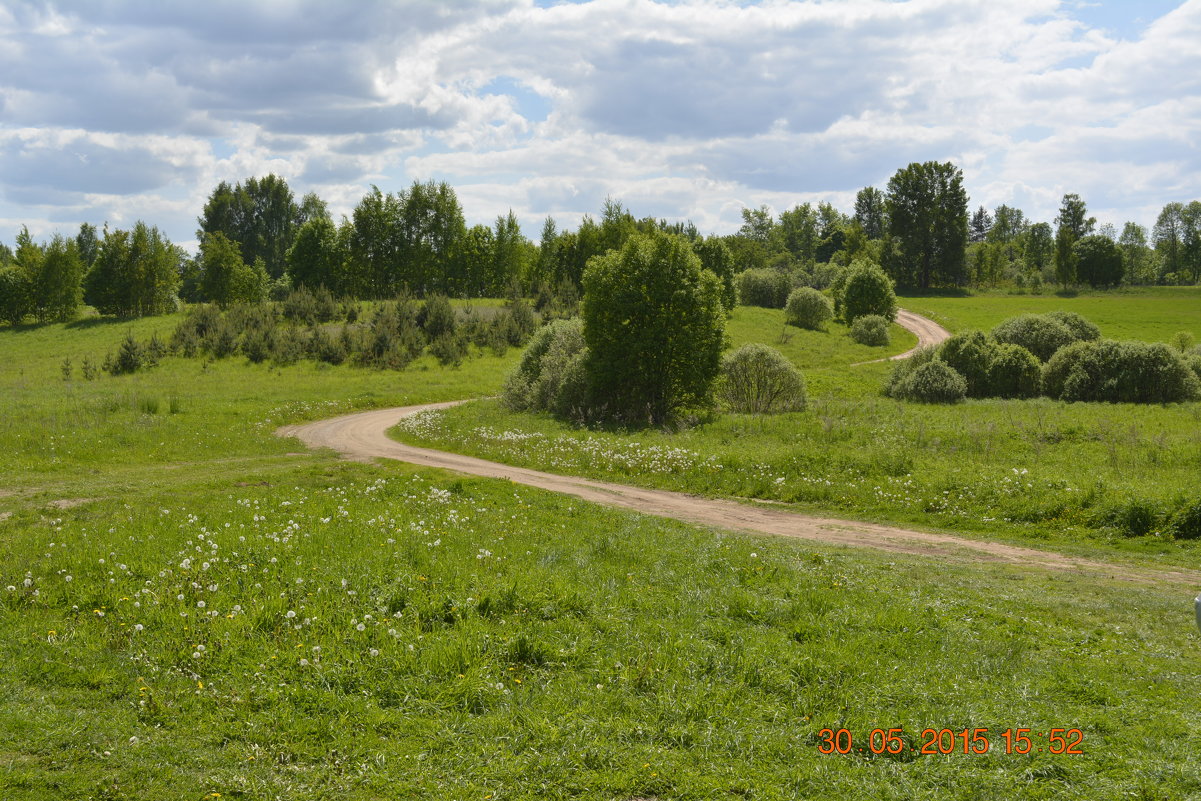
991,314,1077,361
1185,353,1201,385
896,360,967,404
418,295,457,341
1095,498,1162,537
1169,497,1201,540
282,286,319,324
429,332,469,367
839,259,897,324
849,314,890,346
310,327,348,365
105,332,145,375
241,329,271,363
503,319,590,416
883,345,937,399
736,269,791,308
718,343,807,414
937,330,997,397
1042,339,1201,403
784,287,833,330
363,300,424,369
1046,310,1100,342
270,327,307,366
987,343,1041,399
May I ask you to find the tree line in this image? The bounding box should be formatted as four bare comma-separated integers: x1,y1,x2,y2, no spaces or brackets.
1,166,1199,326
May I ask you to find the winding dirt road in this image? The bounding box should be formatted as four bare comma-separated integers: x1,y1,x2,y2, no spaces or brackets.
277,311,1199,587
852,307,951,365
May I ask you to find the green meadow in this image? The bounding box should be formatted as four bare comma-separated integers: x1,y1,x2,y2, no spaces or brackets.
2,290,1200,799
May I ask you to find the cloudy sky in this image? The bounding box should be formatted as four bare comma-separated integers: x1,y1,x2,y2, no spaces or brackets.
1,0,1198,250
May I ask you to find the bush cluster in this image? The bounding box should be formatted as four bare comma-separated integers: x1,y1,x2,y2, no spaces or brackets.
718,344,806,413
888,312,1198,405
784,287,833,330
736,269,791,308
893,359,967,404
158,295,538,373
1042,340,1200,403
991,312,1096,361
849,314,890,346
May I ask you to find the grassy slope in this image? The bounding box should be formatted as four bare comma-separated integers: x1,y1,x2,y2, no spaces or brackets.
2,303,1200,799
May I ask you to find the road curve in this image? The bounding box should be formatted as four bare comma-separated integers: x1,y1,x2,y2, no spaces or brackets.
852,307,952,365
278,403,1201,587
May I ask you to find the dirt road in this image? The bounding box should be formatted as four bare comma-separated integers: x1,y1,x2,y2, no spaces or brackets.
852,307,951,365
277,310,1199,587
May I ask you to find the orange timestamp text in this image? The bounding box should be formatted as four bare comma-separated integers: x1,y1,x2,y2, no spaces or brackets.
817,727,1084,756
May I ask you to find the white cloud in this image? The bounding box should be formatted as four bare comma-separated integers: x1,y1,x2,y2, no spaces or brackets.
0,0,1198,246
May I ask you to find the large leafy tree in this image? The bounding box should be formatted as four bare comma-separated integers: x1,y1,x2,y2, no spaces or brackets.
1182,200,1201,284
1119,222,1153,285
198,174,300,280
347,181,467,297
777,203,820,266
84,222,179,317
582,230,726,425
490,210,529,296
693,236,737,311
853,188,887,240
1053,193,1095,288
1056,193,1096,241
1024,222,1054,274
1075,234,1124,288
34,235,85,322
286,216,346,292
200,231,265,307
1153,202,1184,280
885,161,969,288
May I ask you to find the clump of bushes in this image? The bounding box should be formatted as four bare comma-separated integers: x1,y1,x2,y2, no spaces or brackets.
891,359,966,404
992,313,1079,361
1042,340,1200,404
502,318,590,419
1169,497,1201,540
937,330,998,397
784,287,833,330
1046,310,1100,343
987,343,1042,399
736,269,791,308
849,314,890,346
718,343,806,413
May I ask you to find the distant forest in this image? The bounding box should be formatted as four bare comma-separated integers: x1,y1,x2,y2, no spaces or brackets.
1,162,1199,325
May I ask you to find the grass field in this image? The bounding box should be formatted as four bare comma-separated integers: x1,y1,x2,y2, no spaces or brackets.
904,286,1201,342
2,297,1201,799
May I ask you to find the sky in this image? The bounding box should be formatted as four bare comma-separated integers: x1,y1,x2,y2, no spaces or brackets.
1,0,1198,251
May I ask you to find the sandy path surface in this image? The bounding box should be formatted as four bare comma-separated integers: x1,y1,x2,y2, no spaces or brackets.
279,403,1201,586
277,311,1199,588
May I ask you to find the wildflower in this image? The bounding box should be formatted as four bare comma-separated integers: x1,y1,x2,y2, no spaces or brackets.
369,649,379,657
299,658,309,667
356,623,366,632
197,601,206,608
286,610,296,619
134,624,144,632
64,575,73,582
